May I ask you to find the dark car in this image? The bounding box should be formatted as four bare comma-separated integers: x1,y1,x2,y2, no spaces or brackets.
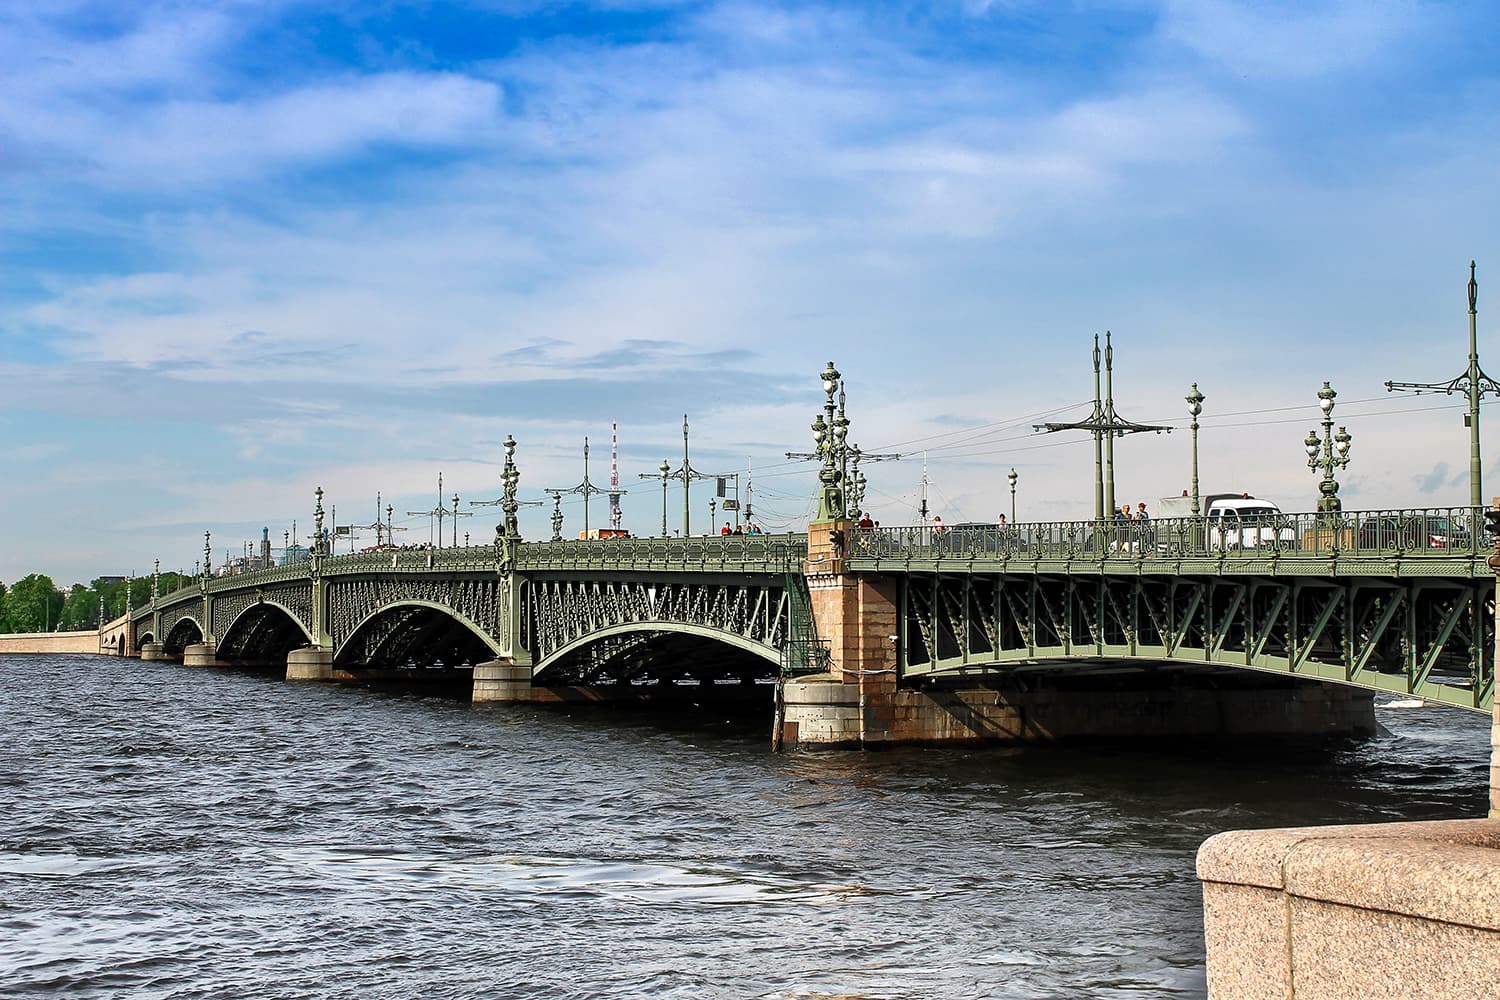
935,522,1028,556
1404,514,1471,550
1356,514,1472,551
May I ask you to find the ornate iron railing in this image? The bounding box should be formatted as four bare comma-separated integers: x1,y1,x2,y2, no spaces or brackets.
851,507,1494,571
518,533,808,573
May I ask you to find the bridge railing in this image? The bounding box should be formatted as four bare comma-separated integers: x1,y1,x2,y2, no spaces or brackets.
322,546,498,575
851,507,1492,565
518,533,808,572
151,536,814,594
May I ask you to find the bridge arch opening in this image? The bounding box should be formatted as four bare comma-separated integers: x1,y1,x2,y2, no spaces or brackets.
162,617,204,657
338,602,500,671
536,623,781,687
217,602,314,668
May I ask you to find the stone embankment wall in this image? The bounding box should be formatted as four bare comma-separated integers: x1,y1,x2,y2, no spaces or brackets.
1198,818,1500,999
0,631,101,654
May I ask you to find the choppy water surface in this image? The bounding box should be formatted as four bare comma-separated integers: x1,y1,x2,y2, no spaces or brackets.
0,655,1490,998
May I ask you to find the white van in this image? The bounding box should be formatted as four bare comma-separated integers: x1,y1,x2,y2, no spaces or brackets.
1156,493,1297,550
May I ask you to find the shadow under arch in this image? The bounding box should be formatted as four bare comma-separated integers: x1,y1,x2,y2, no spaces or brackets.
338,600,501,670
536,621,781,686
217,600,315,666
162,616,204,657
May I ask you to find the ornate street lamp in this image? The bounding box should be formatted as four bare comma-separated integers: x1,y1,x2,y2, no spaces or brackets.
1007,468,1018,523
813,361,846,521
1186,383,1205,518
1306,381,1352,514
550,494,564,542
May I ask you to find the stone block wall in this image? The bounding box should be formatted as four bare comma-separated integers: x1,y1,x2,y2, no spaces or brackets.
1198,819,1500,999
780,672,1375,749
0,630,106,655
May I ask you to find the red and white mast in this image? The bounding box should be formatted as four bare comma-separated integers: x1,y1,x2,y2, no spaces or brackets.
609,421,623,530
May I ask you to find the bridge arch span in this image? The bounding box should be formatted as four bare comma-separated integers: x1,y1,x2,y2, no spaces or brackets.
217,601,315,666
338,600,501,670
161,615,204,656
535,621,781,685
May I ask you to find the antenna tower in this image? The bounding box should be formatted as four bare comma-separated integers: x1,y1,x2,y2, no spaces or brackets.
609,421,623,530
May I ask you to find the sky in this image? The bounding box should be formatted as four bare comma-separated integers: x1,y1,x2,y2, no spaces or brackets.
3,0,1500,585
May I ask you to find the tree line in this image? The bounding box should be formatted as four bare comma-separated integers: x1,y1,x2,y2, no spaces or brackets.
0,573,194,633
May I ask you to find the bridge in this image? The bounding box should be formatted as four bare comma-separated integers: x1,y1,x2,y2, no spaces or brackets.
122,493,1497,743
103,354,1495,761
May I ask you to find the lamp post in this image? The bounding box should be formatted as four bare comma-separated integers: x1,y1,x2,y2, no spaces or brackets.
659,460,669,536
814,362,845,521
1007,468,1018,523
1305,381,1352,515
1186,383,1205,517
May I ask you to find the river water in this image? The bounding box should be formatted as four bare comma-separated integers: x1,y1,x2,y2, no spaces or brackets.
0,654,1490,999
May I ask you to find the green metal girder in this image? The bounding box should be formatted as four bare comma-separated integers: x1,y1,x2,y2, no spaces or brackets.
895,570,1493,712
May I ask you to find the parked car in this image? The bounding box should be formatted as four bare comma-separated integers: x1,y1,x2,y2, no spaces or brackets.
1407,514,1470,549
1358,514,1472,551
935,522,1029,555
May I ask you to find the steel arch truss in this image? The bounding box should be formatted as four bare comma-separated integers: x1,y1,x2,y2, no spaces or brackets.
337,601,500,669
328,575,505,651
900,572,1494,711
161,615,204,656
524,576,792,681
216,601,314,665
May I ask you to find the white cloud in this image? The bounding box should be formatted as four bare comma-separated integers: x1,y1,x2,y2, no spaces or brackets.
1157,0,1426,80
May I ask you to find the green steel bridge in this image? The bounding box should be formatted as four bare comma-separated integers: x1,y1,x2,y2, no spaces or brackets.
129,505,1496,714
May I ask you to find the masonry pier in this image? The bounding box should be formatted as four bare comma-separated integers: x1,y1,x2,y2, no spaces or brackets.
285,648,333,681
182,643,218,667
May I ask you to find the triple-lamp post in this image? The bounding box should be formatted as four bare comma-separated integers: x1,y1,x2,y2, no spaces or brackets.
1305,381,1352,517
1007,468,1018,523
812,361,847,522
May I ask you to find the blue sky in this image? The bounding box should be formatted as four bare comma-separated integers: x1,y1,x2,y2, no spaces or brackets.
3,0,1500,584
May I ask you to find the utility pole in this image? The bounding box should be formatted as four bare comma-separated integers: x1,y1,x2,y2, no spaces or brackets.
1036,332,1171,520
675,416,709,536
919,452,929,524
408,472,449,547
1385,261,1499,509
546,437,615,539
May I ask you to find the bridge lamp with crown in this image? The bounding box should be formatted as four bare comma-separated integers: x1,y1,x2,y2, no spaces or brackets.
1306,381,1352,515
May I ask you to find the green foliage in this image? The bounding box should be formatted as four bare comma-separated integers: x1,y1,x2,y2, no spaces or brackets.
1,572,200,632
58,584,99,631
5,574,65,632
